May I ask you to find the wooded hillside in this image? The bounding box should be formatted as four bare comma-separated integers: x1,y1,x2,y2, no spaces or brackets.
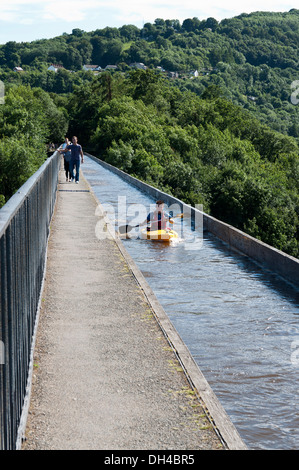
1,9,298,137
0,10,298,257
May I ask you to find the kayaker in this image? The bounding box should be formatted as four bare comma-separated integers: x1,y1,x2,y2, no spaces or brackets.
144,200,173,231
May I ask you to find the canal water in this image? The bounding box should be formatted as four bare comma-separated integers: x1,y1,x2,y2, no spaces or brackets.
82,156,299,450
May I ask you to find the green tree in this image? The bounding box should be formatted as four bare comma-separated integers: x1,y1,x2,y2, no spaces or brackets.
0,85,69,206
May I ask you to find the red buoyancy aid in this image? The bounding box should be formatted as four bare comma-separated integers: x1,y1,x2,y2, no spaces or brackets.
149,211,168,230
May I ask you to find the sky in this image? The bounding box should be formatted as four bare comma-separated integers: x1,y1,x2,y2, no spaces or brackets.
0,0,296,44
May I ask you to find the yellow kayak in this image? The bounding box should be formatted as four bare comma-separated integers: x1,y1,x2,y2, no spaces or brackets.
140,228,179,242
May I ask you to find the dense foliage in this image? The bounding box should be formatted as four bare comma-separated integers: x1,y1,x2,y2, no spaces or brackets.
65,70,299,257
0,10,298,257
0,85,68,206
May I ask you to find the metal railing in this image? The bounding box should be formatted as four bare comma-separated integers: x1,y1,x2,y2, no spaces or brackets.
0,151,60,450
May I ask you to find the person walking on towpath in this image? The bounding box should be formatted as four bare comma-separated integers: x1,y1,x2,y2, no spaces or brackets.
58,137,72,182
60,136,84,183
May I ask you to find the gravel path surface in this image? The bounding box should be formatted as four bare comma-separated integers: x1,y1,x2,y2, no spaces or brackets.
22,168,223,450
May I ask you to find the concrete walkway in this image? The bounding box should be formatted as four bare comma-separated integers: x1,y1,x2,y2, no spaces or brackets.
22,164,223,450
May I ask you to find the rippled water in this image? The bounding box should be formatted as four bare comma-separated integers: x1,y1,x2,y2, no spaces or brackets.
83,156,299,450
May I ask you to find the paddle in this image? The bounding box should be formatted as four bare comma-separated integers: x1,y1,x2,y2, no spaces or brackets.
118,223,143,235
118,213,184,235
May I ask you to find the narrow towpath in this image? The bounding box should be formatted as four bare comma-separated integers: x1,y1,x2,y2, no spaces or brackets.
23,165,223,450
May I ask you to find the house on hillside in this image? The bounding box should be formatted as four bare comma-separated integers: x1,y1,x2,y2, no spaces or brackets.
13,66,24,72
83,65,102,72
129,62,147,70
48,64,64,73
105,65,118,71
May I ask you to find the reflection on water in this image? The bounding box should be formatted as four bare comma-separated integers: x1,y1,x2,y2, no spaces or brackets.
83,157,299,450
